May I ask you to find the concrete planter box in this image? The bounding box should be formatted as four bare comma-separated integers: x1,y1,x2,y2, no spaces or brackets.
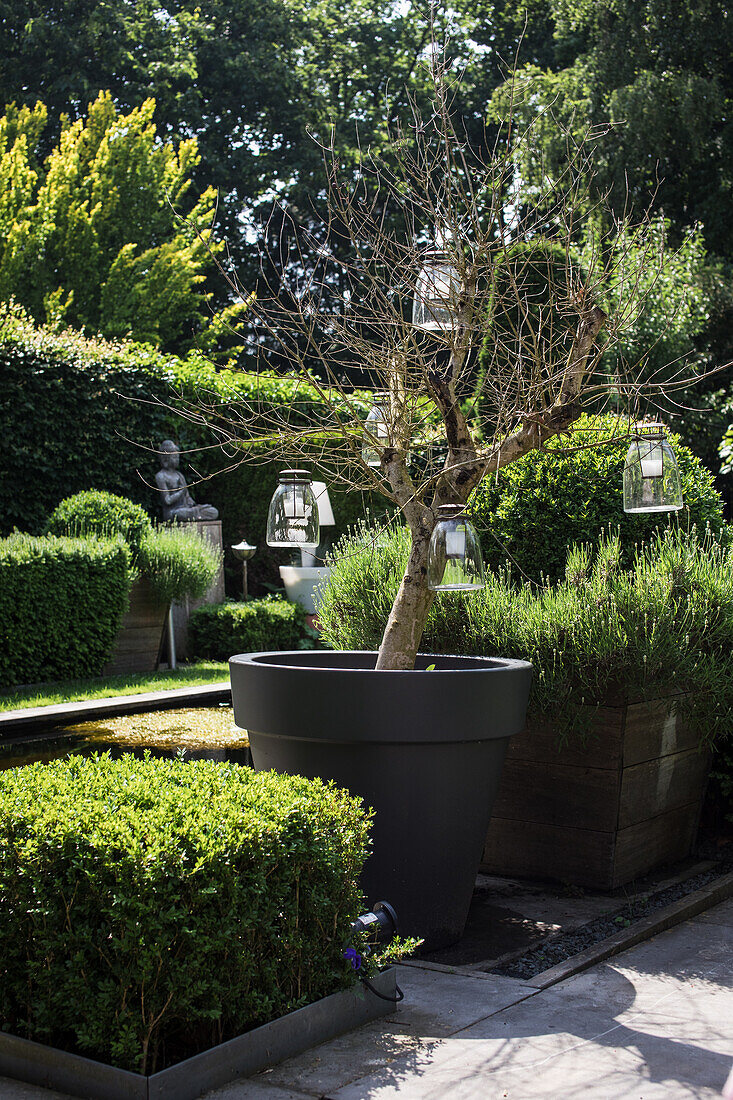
104,575,168,676
0,968,397,1100
481,694,711,890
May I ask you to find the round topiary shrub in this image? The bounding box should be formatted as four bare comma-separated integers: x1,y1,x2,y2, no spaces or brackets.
47,489,152,550
468,413,727,583
0,754,370,1073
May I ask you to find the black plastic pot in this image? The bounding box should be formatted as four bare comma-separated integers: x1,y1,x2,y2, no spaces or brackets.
229,650,532,950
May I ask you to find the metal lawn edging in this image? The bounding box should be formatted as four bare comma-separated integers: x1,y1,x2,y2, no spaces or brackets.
0,968,397,1100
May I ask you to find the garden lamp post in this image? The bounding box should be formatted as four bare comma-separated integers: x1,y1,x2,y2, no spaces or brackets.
231,539,256,600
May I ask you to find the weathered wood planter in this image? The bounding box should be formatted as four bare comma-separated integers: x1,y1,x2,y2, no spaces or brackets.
0,969,397,1100
104,576,168,676
481,695,711,890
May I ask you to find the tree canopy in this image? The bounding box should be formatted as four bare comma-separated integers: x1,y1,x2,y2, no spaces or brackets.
495,0,733,259
0,92,247,351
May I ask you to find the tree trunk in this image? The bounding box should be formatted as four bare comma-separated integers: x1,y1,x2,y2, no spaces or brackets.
375,521,435,670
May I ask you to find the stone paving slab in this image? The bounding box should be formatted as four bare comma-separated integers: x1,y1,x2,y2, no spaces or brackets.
0,1078,71,1099
695,896,733,925
234,970,535,1099
206,1084,313,1100
325,916,733,1099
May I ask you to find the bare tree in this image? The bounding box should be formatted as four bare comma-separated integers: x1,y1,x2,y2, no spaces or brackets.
185,52,708,671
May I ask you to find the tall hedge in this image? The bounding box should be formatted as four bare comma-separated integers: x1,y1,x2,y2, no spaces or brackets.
0,305,379,591
0,534,131,688
0,755,370,1073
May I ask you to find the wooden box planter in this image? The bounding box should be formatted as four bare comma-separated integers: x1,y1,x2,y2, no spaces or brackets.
0,969,397,1100
481,695,711,890
104,575,168,676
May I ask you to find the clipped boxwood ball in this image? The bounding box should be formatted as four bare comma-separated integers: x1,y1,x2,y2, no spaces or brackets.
468,414,727,583
47,489,152,550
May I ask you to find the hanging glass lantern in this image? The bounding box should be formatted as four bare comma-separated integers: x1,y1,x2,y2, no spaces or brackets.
428,505,485,591
266,470,320,549
623,423,683,513
412,246,460,331
362,399,390,468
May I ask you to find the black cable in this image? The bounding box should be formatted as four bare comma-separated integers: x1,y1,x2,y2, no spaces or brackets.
359,974,404,1002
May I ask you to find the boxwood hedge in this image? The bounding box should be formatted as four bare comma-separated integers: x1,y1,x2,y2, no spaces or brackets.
189,597,311,659
0,534,131,689
0,754,370,1073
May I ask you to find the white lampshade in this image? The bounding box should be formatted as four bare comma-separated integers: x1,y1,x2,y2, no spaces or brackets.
311,482,335,526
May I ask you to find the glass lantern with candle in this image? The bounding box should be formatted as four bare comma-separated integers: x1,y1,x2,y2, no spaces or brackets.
266,470,320,549
362,399,390,468
427,505,485,591
623,424,683,513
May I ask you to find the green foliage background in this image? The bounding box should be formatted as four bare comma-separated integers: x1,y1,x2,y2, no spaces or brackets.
0,308,378,593
0,96,246,353
0,534,130,688
0,754,370,1072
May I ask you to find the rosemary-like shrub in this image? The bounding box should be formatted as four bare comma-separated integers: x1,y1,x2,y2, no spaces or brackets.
319,524,733,746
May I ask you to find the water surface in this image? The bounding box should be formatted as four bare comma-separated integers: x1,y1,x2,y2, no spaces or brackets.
0,706,251,769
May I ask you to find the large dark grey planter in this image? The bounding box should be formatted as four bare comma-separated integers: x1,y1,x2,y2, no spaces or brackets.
229,650,532,950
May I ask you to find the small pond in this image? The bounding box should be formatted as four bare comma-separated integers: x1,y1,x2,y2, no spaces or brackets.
0,706,252,770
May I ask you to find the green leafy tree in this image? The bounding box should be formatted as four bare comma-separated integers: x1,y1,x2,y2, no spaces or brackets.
489,0,733,260
0,92,246,351
0,1,559,298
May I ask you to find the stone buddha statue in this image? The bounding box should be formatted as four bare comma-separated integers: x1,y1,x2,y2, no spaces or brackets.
154,440,218,523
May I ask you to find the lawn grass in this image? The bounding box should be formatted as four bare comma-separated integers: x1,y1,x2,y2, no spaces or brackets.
0,662,230,712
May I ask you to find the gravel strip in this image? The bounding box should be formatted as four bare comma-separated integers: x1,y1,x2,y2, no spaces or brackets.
488,855,733,980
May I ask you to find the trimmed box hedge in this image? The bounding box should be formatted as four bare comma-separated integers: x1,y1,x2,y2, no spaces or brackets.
189,597,310,659
0,534,131,689
0,755,370,1074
